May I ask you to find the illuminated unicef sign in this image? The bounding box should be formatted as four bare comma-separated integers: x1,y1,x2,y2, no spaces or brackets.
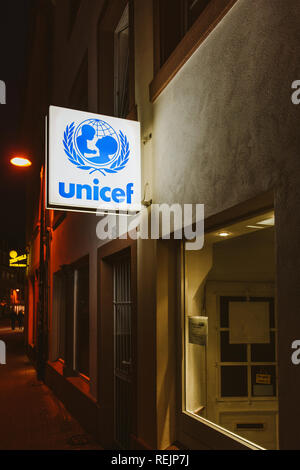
46,106,141,214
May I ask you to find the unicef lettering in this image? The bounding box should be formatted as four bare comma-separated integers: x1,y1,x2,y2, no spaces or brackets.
59,180,134,204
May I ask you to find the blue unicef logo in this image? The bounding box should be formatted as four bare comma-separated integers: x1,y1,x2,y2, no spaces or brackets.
63,118,130,175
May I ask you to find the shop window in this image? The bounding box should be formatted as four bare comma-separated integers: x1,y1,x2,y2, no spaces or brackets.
74,259,89,377
183,210,278,449
114,4,130,118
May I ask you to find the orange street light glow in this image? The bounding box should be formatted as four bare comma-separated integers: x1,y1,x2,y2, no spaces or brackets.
10,157,32,167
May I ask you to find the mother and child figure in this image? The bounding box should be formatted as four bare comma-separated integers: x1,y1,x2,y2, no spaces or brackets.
76,124,118,165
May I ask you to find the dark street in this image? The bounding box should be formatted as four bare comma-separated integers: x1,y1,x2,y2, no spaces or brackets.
0,320,101,450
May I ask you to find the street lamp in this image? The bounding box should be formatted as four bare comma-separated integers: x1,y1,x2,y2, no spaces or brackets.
10,157,32,167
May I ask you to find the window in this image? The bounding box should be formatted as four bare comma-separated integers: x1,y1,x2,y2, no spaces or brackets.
183,210,278,449
69,0,81,37
158,0,185,68
52,271,66,361
69,54,88,112
98,1,135,119
156,0,212,68
186,0,212,29
52,257,89,378
114,4,130,118
219,297,276,398
151,0,238,101
73,258,89,377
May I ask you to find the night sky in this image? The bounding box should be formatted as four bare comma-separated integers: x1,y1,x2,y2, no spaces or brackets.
0,1,32,248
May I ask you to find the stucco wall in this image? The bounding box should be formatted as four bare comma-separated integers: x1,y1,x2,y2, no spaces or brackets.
152,0,300,215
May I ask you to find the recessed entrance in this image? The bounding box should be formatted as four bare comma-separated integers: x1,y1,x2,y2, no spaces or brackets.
98,238,137,449
113,257,133,449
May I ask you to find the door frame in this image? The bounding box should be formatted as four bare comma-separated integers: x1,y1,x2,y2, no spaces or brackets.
97,237,137,448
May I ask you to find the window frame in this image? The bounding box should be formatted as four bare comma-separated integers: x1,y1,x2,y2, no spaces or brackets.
177,192,275,450
51,255,90,380
114,3,130,118
68,0,81,38
72,254,90,378
216,294,278,403
98,0,137,120
151,0,239,102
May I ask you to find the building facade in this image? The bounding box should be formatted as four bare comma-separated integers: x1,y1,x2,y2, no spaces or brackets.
0,241,25,317
24,0,300,450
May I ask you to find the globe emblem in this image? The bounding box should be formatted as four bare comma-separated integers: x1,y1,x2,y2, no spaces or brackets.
74,118,120,167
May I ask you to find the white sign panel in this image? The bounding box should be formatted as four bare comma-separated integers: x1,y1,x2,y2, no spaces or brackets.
46,106,141,213
188,316,208,346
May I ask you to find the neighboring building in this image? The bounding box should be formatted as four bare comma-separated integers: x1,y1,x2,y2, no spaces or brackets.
0,241,25,317
23,0,300,450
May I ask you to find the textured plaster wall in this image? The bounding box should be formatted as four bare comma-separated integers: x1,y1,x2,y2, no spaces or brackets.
152,0,300,214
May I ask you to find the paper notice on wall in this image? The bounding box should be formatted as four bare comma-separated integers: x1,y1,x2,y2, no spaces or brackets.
229,301,270,344
256,373,271,384
188,316,208,346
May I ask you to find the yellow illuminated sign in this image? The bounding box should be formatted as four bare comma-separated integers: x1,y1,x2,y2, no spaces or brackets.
9,251,27,268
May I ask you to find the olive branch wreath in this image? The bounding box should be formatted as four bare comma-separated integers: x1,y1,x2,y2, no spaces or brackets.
63,122,130,176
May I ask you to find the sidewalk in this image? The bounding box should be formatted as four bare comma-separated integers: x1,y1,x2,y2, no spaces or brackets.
0,319,102,450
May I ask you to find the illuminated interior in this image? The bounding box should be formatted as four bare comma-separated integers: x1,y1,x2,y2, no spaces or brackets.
184,210,277,449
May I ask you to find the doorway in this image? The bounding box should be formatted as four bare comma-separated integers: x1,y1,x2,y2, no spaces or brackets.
113,257,132,449
98,239,137,449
